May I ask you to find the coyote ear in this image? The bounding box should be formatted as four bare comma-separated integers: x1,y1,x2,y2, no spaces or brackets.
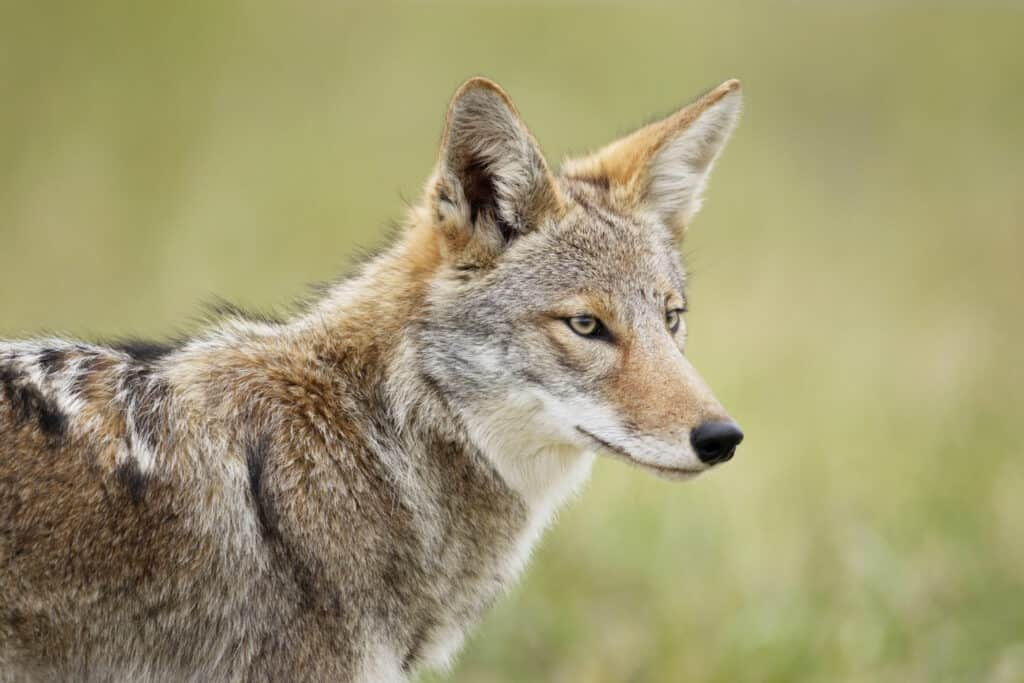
431,78,563,260
563,79,742,237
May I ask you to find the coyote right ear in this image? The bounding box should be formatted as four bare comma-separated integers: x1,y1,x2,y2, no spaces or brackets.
562,79,742,238
430,78,563,262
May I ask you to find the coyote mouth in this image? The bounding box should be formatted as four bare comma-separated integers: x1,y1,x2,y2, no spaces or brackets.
574,427,704,478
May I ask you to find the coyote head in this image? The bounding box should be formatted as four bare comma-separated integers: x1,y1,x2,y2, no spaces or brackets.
416,77,743,485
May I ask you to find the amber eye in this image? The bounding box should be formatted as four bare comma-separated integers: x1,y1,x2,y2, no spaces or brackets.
566,315,610,340
666,309,683,334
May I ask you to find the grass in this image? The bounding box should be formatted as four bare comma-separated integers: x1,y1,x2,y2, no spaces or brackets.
2,1,1022,680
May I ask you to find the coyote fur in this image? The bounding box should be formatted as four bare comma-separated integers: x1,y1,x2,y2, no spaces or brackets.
0,77,744,681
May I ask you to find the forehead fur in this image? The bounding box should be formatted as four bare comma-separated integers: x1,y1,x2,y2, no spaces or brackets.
498,177,686,302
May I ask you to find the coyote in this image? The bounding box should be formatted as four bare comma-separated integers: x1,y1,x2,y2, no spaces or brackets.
0,77,744,681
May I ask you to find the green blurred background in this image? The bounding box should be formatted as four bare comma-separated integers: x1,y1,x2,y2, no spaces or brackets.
2,1,1022,681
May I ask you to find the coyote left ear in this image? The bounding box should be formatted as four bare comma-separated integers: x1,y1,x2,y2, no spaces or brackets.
431,78,563,260
563,79,742,237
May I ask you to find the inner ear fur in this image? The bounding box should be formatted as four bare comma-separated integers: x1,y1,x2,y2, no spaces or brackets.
430,78,563,261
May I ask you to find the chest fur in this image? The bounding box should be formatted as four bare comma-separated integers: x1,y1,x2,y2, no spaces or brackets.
403,446,596,672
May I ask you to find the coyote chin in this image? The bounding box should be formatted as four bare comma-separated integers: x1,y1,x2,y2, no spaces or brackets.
0,77,744,681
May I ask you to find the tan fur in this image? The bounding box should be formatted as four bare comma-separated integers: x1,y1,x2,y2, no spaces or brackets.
607,332,727,434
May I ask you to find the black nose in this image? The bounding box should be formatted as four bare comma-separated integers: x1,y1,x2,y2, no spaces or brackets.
691,421,744,465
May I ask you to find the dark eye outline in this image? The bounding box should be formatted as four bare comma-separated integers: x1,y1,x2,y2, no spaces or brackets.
666,307,686,334
565,315,613,342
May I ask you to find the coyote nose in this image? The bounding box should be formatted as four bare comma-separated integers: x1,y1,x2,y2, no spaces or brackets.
691,421,744,465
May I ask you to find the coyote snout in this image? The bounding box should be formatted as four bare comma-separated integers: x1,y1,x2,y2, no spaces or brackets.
569,332,743,479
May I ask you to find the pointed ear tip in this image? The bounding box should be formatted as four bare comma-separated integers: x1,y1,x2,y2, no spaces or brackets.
710,79,743,105
451,76,515,108
690,79,742,125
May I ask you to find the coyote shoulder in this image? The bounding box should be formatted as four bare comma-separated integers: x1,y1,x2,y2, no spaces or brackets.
0,77,744,681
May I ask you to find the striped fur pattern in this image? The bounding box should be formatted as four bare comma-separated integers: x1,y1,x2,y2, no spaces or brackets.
0,77,742,681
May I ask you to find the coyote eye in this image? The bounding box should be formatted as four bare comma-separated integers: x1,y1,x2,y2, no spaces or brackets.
566,315,610,340
666,309,683,334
